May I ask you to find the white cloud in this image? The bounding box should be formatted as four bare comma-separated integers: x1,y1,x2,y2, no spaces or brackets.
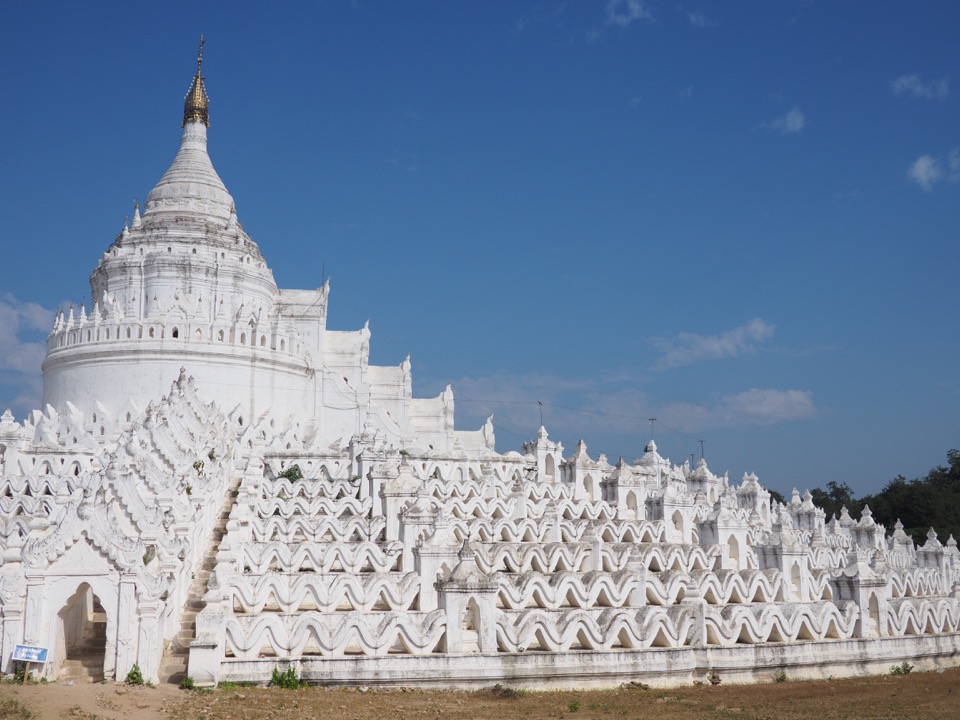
949,147,960,178
907,154,943,191
417,370,659,458
762,107,805,135
661,388,816,429
0,294,53,374
0,293,55,416
605,0,654,27
891,74,950,101
420,367,815,463
686,10,716,28
719,388,815,424
650,318,776,369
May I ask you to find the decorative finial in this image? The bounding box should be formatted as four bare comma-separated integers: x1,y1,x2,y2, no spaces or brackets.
183,34,210,128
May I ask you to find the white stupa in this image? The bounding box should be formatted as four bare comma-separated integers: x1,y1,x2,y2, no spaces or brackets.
41,40,475,454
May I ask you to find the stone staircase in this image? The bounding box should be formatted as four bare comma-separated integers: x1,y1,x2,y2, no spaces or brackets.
60,620,107,683
158,483,239,684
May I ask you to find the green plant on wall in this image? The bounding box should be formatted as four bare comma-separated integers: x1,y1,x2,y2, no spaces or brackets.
278,464,303,481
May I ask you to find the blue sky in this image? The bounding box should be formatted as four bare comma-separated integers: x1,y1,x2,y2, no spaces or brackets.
1,1,957,497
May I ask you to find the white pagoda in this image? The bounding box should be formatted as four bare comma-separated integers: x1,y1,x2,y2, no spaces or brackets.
0,44,957,688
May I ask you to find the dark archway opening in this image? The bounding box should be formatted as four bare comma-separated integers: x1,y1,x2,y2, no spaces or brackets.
58,584,106,682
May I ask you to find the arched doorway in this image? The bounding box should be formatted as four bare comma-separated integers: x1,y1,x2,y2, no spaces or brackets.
672,510,685,540
868,593,881,636
461,598,482,654
727,535,741,569
582,473,594,500
57,584,106,682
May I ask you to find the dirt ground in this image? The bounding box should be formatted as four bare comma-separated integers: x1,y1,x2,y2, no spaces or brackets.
0,667,958,720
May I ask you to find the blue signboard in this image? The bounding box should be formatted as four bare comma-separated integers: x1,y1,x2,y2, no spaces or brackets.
12,645,48,663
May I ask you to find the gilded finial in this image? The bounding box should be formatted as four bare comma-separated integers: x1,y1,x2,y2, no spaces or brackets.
182,34,210,128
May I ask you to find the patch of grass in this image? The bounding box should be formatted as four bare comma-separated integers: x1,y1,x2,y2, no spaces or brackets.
179,676,195,690
890,661,914,676
218,680,256,690
66,706,103,720
568,699,580,712
0,697,33,719
490,683,522,699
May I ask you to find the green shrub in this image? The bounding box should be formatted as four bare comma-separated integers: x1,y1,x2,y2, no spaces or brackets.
270,665,302,689
179,676,195,690
773,670,787,683
568,699,581,712
125,664,145,685
278,464,303,481
890,661,914,676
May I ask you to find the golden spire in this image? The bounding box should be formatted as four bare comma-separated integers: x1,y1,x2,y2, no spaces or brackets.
182,35,210,127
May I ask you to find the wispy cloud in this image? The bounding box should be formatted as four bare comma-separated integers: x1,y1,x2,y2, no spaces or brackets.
661,388,816,429
719,388,815,424
418,364,815,464
650,318,776,369
906,146,960,191
762,107,805,135
0,293,55,417
907,154,943,191
605,0,654,27
433,372,626,446
686,10,716,29
0,294,52,373
891,74,950,101
512,4,568,35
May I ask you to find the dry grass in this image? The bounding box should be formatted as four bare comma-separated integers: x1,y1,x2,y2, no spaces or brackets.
3,667,959,720
167,668,960,720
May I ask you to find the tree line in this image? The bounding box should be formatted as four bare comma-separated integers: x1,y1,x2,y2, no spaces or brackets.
796,450,960,545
